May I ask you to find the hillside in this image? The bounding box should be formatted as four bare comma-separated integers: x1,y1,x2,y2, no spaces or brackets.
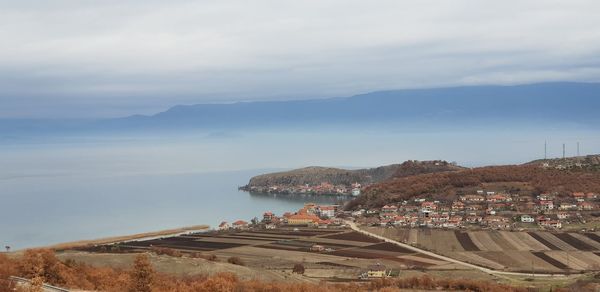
527,154,600,171
241,160,464,194
347,156,600,210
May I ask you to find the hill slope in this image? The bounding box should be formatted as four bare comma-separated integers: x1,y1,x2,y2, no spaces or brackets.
526,154,600,171
347,155,600,210
242,160,464,193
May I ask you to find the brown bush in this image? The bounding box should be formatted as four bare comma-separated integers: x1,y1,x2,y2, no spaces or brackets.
227,256,245,266
129,254,154,292
0,254,18,292
292,263,305,274
190,252,218,261
150,247,182,257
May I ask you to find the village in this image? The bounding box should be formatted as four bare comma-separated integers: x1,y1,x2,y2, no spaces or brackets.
242,182,363,196
221,189,600,233
353,190,599,231
203,188,600,279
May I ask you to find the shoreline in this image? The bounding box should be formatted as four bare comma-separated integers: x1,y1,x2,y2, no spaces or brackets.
40,224,210,252
243,189,358,198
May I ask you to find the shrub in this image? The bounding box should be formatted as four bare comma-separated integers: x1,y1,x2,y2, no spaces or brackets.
150,247,181,257
292,263,305,274
227,257,245,266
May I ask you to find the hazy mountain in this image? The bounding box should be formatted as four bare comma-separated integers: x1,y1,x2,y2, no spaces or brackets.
2,82,600,136
101,82,600,131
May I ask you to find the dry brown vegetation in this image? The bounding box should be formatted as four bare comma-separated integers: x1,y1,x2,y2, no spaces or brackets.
0,249,533,292
245,160,463,189
349,165,600,209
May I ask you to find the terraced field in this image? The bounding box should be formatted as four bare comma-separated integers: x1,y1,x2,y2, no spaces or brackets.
364,227,600,273
79,228,452,270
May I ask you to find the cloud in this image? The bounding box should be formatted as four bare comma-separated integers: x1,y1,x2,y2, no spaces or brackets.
1,0,600,117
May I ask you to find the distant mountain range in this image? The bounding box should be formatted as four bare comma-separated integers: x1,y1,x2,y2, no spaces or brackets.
2,82,600,135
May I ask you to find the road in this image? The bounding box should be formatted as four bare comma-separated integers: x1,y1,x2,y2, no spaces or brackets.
345,221,571,278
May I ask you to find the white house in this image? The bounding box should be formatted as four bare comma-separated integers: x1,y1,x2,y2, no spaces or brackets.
318,206,336,218
218,221,230,230
520,215,535,223
351,209,365,217
539,200,554,211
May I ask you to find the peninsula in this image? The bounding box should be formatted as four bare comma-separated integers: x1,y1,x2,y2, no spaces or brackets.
239,160,464,196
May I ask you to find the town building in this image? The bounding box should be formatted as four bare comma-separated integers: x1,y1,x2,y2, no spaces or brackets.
263,212,275,223
366,263,388,278
381,205,399,213
578,201,595,211
287,214,320,226
317,205,336,218
218,221,230,230
538,200,554,211
232,220,249,230
572,192,586,202
520,215,534,223
460,195,485,202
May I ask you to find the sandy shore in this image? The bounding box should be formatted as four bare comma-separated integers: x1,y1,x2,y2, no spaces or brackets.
43,225,210,251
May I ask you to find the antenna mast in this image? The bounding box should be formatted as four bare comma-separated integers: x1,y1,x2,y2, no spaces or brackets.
563,143,566,159
544,141,547,159
577,142,580,156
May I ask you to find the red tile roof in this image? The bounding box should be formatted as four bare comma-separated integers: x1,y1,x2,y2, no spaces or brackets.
233,220,248,225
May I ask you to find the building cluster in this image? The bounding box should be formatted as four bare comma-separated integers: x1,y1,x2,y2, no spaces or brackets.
218,190,598,233
353,190,598,230
244,182,363,196
218,203,344,231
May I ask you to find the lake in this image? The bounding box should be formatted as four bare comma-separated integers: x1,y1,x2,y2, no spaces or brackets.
0,169,348,250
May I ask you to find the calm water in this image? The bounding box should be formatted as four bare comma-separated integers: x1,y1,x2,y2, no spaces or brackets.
0,164,347,250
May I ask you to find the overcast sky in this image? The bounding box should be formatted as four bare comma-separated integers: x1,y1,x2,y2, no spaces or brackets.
2,0,600,118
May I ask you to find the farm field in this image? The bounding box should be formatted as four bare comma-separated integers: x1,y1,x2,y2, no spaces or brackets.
65,228,478,281
71,228,471,282
363,227,600,273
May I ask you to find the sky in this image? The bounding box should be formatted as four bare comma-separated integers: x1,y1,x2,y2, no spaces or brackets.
2,0,600,118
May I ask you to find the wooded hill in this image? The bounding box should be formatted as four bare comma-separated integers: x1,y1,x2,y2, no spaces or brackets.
347,155,600,210
242,160,464,190
527,154,600,171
